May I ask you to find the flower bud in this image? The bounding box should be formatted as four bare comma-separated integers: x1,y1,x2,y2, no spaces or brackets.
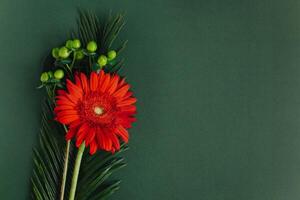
54,69,64,80
97,55,107,67
47,71,54,78
40,72,49,82
75,50,84,60
72,39,81,49
87,41,97,52
51,48,60,59
65,40,74,49
58,47,70,58
107,50,117,61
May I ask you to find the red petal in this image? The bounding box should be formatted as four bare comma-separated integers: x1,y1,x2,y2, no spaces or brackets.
119,105,137,113
57,110,78,116
101,129,112,151
96,128,104,149
85,128,96,146
54,105,75,112
80,73,89,93
117,98,137,107
66,79,83,100
89,141,97,154
118,78,126,88
56,115,79,124
116,126,129,143
98,70,105,87
69,120,82,129
110,133,120,150
121,91,133,100
57,89,67,96
75,123,89,147
113,84,130,98
65,128,76,140
100,73,111,93
107,75,119,94
90,72,98,91
74,74,83,90
116,117,136,128
56,98,76,107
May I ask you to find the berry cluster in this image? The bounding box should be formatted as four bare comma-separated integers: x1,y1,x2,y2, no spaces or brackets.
39,39,118,87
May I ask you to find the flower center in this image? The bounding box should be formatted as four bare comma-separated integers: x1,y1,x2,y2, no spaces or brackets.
93,106,104,115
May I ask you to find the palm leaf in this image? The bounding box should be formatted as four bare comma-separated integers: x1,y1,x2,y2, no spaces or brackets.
31,99,66,200
31,10,128,200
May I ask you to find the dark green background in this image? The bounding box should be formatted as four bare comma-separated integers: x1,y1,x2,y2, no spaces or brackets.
1,0,300,199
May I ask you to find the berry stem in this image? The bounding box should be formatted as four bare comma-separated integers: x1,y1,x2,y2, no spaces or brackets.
69,142,85,200
71,52,76,68
88,56,92,72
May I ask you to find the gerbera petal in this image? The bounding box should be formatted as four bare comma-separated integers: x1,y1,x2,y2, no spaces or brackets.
54,105,75,112
100,129,113,151
107,75,119,94
89,141,97,154
57,110,78,116
98,70,105,86
116,125,129,143
75,123,89,147
80,73,89,93
113,84,130,98
56,97,76,106
66,79,83,100
96,128,105,149
69,119,82,129
117,98,137,107
56,94,78,105
118,78,126,88
122,91,133,100
110,133,120,150
119,105,137,113
57,89,67,96
65,128,76,140
56,115,79,124
100,73,111,93
85,128,96,146
75,74,83,90
90,72,98,91
116,117,136,128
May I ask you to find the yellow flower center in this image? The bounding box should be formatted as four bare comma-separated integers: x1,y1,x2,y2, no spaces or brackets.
94,106,104,115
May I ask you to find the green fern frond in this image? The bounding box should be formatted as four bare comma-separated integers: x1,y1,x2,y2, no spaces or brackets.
31,99,66,200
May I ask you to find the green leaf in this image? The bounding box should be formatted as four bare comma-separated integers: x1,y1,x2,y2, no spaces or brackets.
31,99,66,200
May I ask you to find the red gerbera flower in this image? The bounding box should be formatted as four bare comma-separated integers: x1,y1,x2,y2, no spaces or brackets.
54,70,137,154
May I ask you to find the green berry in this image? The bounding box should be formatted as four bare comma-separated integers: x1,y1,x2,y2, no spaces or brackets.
75,50,84,60
86,41,97,52
51,48,60,59
65,40,73,49
97,55,107,67
72,39,81,49
47,71,54,78
58,47,70,58
107,50,117,61
40,72,49,82
54,69,64,80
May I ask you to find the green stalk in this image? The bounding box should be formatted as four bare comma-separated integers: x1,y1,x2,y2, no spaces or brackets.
69,142,85,200
71,51,77,67
59,125,71,200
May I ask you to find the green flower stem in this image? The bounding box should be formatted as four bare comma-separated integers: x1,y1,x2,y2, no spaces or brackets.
69,142,85,200
59,125,71,200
